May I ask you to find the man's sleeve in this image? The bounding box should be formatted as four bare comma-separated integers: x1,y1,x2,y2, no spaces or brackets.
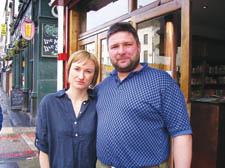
160,77,192,137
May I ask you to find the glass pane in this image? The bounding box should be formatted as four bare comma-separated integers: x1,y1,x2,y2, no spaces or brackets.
137,0,158,8
137,17,170,71
101,39,113,79
137,13,181,78
84,43,96,55
87,0,128,31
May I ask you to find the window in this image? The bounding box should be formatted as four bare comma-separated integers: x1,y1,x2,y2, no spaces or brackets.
144,34,148,44
138,0,158,8
84,43,96,55
138,17,165,65
144,50,148,62
86,0,128,31
101,39,113,79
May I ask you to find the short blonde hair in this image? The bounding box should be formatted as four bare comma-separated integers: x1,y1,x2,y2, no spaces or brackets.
67,50,99,88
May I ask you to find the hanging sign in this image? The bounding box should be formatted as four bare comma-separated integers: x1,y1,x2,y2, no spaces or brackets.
21,18,35,40
1,24,7,36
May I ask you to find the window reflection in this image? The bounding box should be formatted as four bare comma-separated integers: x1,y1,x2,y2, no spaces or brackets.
87,0,128,31
83,43,96,55
137,17,170,71
101,39,113,79
137,12,181,82
138,0,158,8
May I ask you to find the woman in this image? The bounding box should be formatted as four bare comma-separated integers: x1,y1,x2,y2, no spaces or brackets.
35,50,99,168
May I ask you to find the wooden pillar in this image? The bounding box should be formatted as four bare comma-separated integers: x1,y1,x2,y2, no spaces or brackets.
68,9,81,56
128,0,137,12
164,14,178,82
180,0,192,117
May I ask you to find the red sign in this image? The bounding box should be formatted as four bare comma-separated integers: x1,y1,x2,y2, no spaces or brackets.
58,53,67,61
21,19,35,40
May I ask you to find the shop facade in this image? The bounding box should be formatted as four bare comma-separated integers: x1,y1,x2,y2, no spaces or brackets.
53,0,225,167
3,0,58,123
52,0,190,167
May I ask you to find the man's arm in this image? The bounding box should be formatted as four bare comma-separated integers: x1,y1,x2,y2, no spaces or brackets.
173,134,192,168
39,151,50,168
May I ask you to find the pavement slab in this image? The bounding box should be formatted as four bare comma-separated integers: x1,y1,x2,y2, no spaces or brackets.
0,132,38,162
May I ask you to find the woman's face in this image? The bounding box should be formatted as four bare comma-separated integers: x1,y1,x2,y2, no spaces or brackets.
68,59,95,90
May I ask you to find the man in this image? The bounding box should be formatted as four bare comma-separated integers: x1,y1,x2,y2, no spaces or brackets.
95,22,192,168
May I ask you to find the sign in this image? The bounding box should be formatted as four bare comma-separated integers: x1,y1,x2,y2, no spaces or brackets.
42,23,58,57
11,89,23,109
21,19,35,40
12,2,32,41
1,24,7,36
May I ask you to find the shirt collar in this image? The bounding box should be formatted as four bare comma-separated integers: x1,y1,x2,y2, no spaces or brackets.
55,88,96,99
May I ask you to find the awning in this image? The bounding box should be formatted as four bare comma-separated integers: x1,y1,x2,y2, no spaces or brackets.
51,0,118,11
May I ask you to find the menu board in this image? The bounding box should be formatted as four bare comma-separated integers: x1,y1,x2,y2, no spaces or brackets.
11,89,23,109
42,23,58,57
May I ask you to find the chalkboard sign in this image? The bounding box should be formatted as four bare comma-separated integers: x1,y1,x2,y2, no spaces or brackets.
11,89,23,109
42,23,58,57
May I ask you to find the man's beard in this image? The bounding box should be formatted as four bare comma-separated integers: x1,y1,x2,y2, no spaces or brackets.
111,56,140,73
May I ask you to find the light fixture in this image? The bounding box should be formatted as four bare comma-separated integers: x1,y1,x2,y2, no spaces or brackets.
202,5,208,9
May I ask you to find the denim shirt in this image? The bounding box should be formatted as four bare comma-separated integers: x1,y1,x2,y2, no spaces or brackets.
35,89,97,168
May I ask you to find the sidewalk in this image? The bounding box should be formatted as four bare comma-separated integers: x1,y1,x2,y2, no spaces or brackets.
0,88,39,168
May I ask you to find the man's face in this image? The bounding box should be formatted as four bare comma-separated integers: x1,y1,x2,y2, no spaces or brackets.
108,31,141,73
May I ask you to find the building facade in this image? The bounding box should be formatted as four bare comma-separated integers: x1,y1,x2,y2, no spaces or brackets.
1,0,58,123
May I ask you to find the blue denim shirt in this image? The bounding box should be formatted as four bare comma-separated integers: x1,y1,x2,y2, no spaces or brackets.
35,89,97,168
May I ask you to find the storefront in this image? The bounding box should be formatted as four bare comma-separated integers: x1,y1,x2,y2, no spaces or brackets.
53,0,225,167
53,0,191,107
7,0,58,123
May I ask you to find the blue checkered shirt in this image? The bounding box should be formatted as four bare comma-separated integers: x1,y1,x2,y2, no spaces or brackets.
95,63,192,168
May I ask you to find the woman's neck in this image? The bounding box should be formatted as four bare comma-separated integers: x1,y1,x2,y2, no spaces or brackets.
66,87,88,101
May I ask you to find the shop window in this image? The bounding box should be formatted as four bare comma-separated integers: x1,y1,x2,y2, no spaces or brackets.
86,0,128,31
80,42,96,55
138,0,158,8
101,39,113,79
138,17,165,67
137,13,181,75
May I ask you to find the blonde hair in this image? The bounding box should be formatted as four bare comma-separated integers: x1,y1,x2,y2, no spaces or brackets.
67,50,99,88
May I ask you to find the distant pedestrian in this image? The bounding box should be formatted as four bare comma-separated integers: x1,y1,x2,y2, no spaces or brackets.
0,105,3,131
35,50,99,168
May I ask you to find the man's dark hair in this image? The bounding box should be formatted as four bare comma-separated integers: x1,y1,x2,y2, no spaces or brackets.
107,22,140,46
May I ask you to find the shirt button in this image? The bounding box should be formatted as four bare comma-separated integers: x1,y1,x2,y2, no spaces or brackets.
74,121,77,125
75,133,78,137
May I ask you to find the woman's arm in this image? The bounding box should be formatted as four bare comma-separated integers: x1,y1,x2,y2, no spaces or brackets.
39,151,50,168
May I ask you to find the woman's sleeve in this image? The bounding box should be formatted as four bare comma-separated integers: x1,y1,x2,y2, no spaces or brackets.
35,98,49,154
